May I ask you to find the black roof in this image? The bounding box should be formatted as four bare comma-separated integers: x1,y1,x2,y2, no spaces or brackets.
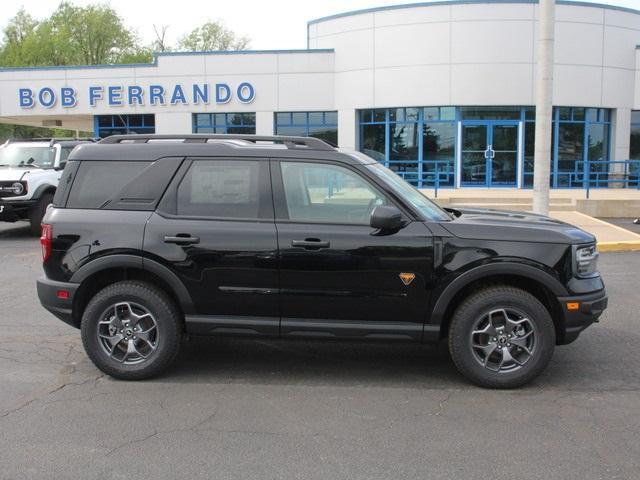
69,134,374,165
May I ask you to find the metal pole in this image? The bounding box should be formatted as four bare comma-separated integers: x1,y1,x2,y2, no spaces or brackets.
532,0,555,215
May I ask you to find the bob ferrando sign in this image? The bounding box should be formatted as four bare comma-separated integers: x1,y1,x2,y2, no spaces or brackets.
18,82,256,109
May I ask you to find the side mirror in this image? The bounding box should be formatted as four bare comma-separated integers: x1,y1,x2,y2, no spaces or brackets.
55,161,66,171
370,205,403,232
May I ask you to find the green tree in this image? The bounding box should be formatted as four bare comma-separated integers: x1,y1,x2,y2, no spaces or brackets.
0,2,153,67
0,9,39,66
178,21,250,52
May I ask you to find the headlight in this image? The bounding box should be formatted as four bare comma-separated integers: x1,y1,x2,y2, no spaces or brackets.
0,181,27,196
11,182,24,195
574,244,599,278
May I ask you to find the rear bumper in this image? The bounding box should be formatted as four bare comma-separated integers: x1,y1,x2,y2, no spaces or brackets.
557,289,608,345
36,276,79,328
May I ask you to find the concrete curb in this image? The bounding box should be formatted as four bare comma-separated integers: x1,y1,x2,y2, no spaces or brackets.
598,241,640,252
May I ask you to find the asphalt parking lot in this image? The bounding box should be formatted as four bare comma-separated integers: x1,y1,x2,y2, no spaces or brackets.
1,220,639,480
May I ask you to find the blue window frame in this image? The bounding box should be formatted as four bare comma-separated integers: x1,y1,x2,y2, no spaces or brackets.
94,114,155,138
359,107,456,188
274,111,338,145
193,113,256,134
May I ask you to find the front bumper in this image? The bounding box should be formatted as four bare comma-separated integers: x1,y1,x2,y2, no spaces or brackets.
557,289,608,344
36,276,79,328
0,199,37,221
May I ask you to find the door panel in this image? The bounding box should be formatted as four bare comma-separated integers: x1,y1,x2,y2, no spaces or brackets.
273,160,434,339
143,158,279,334
144,214,279,318
277,222,433,327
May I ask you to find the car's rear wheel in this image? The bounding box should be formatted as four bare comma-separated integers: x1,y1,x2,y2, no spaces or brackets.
81,281,182,380
448,286,555,389
29,192,53,236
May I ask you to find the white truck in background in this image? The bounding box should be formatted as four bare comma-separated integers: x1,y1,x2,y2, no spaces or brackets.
0,138,96,235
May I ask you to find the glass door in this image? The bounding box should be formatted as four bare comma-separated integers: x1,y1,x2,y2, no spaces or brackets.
490,124,518,186
461,122,519,187
461,124,488,186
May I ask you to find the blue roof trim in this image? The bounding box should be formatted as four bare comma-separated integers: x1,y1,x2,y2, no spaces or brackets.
0,48,335,73
307,0,640,25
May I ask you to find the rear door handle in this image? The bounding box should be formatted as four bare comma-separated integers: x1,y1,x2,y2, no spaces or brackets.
291,239,330,249
164,234,200,245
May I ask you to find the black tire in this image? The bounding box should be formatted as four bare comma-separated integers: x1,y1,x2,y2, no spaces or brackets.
29,192,53,236
448,286,555,389
81,281,182,380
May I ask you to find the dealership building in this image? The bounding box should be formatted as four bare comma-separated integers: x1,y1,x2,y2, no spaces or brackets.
0,0,639,189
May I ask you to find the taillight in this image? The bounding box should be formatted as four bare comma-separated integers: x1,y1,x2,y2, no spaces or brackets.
40,223,52,262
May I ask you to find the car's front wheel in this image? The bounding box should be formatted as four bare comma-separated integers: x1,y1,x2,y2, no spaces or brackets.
448,286,555,389
81,281,182,380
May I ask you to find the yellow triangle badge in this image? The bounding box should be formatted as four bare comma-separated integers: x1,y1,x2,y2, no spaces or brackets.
399,272,416,286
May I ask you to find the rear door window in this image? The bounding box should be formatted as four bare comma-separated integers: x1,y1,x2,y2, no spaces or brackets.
176,159,271,219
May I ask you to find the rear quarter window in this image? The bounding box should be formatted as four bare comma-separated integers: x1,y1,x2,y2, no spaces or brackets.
66,161,150,208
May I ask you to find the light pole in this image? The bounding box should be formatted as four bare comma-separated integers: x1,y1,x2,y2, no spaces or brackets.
532,0,555,215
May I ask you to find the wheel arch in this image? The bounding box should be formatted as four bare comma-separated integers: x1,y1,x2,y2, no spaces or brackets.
430,262,568,343
70,255,195,328
31,183,56,200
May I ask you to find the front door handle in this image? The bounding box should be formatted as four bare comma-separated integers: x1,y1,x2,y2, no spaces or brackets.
291,238,330,250
164,234,200,245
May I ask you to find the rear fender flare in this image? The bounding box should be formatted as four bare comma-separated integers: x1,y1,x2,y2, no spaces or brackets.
70,254,195,314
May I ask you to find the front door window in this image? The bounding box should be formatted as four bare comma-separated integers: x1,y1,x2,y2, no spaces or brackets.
280,162,388,225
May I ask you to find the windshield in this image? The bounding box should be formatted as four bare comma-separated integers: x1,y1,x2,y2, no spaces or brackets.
366,163,451,222
0,144,56,169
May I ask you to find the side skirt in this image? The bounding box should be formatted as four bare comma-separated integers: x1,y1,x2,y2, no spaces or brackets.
185,315,431,342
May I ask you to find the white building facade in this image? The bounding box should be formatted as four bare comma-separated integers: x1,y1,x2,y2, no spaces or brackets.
1,0,639,189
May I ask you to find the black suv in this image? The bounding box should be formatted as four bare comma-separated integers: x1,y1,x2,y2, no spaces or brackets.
37,134,607,388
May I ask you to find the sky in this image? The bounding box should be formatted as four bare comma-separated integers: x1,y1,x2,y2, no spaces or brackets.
1,0,639,51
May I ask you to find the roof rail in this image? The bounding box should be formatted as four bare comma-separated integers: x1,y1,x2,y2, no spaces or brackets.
4,137,99,146
98,134,336,151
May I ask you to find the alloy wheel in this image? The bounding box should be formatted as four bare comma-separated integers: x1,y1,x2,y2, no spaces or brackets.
469,308,537,373
97,302,159,365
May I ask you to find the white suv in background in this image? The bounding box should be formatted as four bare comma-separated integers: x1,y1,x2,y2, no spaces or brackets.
0,138,96,235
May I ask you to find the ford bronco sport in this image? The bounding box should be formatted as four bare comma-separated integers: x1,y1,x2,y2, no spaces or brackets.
0,138,95,235
36,134,607,388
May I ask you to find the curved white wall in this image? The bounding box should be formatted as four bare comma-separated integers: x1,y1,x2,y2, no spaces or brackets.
308,1,640,110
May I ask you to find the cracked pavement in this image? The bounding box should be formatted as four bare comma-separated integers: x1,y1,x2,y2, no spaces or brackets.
1,221,639,480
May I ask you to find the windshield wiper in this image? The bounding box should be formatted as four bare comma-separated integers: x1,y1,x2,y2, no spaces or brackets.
17,160,42,169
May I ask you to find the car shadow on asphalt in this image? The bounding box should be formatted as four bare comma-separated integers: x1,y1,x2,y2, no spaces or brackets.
0,222,33,239
163,336,467,388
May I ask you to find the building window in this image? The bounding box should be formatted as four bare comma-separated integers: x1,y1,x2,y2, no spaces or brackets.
459,106,521,120
522,107,611,188
193,113,256,134
359,107,456,187
274,111,338,146
553,107,610,188
631,111,640,161
94,114,155,138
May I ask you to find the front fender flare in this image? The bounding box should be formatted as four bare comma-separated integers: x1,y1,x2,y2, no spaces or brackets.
428,262,568,327
31,183,56,200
